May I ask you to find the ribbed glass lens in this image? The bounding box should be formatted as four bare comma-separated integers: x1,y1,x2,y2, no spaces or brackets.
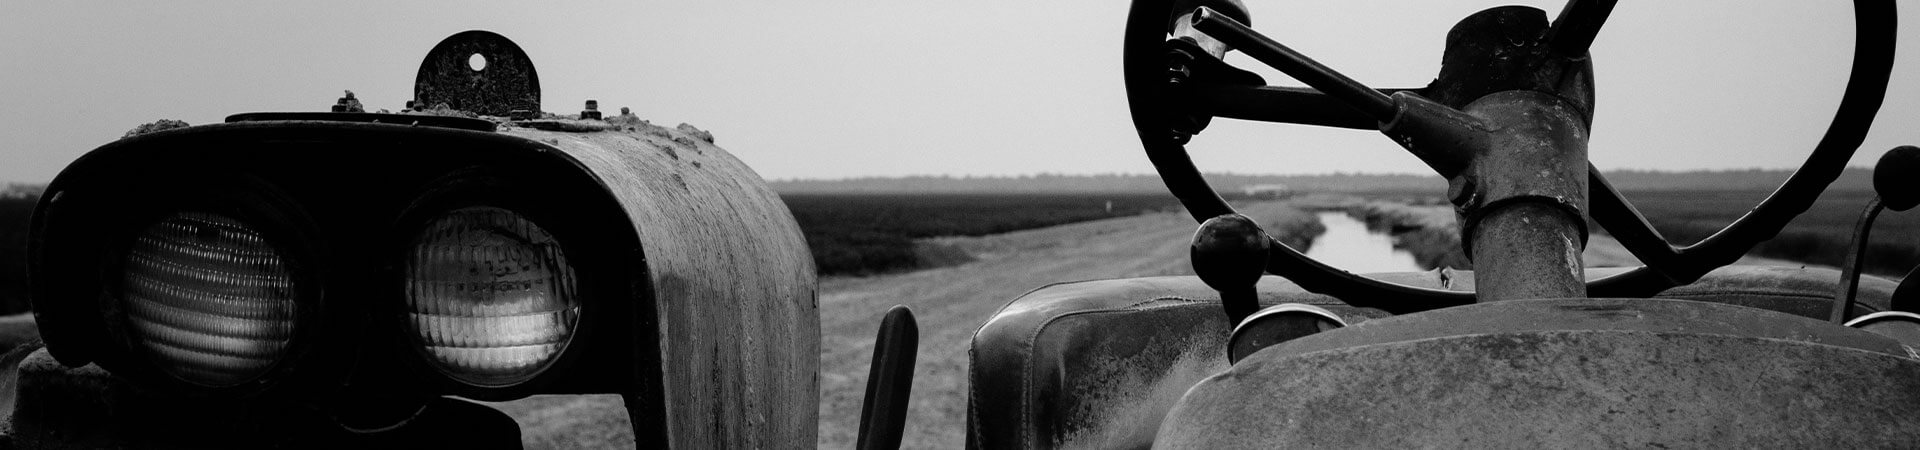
121,212,298,387
406,206,579,387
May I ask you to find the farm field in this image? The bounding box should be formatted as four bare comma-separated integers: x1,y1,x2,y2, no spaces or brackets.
1329,188,1917,276
1619,189,1919,276
780,193,1188,275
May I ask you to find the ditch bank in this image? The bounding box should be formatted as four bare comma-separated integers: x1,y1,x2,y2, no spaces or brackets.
1290,194,1469,271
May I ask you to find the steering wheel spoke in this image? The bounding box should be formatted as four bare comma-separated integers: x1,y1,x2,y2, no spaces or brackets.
1185,85,1423,130
1587,166,1684,276
1188,7,1397,121
1546,0,1619,58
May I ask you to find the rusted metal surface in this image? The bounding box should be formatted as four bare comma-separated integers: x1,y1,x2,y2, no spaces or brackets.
414,30,541,116
225,112,497,132
1470,201,1586,300
580,99,603,120
1156,299,1920,448
969,276,1390,449
1846,311,1920,346
522,123,818,448
1253,298,1912,359
1375,8,1595,302
26,115,817,446
969,272,1907,449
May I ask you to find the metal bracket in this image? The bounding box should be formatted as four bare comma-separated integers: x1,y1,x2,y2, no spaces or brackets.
414,30,541,117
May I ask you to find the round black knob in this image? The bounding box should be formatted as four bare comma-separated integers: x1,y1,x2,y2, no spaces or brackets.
1192,213,1271,324
1876,145,1920,212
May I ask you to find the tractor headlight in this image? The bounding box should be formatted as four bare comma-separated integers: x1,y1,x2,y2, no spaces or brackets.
120,211,299,387
404,206,579,387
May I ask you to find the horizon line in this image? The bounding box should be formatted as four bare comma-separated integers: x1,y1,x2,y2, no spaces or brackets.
767,166,1873,183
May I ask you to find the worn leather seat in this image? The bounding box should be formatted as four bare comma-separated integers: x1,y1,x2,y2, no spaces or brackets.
966,266,1898,449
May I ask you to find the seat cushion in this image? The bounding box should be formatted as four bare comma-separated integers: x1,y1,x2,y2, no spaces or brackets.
965,266,1895,449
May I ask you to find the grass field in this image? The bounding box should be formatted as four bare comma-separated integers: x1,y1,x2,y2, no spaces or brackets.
1621,189,1920,276
780,193,1187,275
1326,188,1918,277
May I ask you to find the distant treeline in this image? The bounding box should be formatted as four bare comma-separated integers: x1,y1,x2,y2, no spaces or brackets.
771,168,1875,195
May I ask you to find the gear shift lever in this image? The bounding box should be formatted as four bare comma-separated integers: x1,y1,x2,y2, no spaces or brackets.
1192,214,1272,326
1832,145,1918,322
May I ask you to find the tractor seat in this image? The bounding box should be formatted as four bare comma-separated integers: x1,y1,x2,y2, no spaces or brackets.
966,265,1898,449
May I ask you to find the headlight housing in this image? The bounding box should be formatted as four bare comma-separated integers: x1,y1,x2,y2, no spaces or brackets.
404,206,580,387
120,211,300,387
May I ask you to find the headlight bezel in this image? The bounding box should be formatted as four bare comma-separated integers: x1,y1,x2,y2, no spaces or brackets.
382,167,612,398
90,174,333,395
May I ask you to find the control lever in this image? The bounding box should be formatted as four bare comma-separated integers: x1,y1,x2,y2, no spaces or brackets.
856,306,918,450
1832,146,1919,322
1192,214,1273,326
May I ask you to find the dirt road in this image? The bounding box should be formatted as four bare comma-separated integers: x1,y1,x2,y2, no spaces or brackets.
493,201,1318,448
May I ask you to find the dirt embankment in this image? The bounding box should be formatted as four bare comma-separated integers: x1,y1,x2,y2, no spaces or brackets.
1343,201,1471,270
1288,194,1469,270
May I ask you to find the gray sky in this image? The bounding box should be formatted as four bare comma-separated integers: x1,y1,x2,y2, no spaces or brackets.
2,1,1915,182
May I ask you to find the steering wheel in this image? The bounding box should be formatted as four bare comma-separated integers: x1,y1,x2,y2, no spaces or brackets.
1127,0,1897,314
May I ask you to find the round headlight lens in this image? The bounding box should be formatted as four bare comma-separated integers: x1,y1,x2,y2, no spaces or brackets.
405,206,580,387
121,212,298,387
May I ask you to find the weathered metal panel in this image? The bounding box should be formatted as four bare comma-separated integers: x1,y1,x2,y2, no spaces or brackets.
512,123,819,448
973,272,1907,449
1156,299,1920,448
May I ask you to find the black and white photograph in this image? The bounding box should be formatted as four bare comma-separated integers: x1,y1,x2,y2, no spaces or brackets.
1,1,1919,448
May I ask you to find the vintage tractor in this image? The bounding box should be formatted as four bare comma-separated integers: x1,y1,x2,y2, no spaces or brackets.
6,31,925,448
6,1,1916,448
968,0,1920,447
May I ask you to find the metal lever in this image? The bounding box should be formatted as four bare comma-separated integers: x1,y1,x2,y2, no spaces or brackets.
856,305,919,450
1192,214,1273,325
1188,6,1397,121
1832,146,1919,322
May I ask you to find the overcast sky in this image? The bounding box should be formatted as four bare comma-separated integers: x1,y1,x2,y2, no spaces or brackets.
1,1,1915,183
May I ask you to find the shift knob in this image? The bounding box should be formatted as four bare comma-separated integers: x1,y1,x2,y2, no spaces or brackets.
1192,213,1272,325
1875,145,1920,211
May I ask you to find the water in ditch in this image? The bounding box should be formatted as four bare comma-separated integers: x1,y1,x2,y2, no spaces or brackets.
1301,211,1425,273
